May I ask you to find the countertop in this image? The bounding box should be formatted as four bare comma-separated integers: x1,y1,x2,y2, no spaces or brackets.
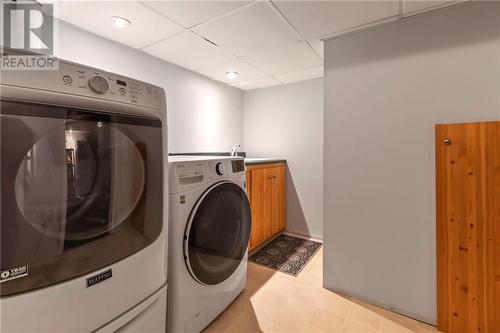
244,158,286,165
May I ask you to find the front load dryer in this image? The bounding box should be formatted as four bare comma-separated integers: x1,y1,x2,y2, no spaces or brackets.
0,53,168,332
168,156,251,333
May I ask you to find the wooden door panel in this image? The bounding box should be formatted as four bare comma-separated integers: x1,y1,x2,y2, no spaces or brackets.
263,165,286,236
273,165,286,233
266,167,279,237
246,163,287,251
264,167,275,238
277,165,286,232
486,123,500,332
248,168,268,250
436,121,499,333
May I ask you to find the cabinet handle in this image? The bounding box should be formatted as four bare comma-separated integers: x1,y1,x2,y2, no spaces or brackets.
267,176,277,180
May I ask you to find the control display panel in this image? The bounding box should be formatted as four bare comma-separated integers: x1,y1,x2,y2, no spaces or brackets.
175,162,205,179
231,159,245,173
0,54,163,111
58,61,162,110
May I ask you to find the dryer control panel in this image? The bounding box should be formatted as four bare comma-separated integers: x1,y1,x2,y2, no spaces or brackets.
1,53,163,111
57,62,162,110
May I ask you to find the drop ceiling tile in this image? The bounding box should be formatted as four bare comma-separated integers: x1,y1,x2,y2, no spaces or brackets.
272,0,399,39
54,1,184,49
195,59,267,84
243,41,322,75
142,31,235,70
142,1,251,28
193,1,300,57
231,76,282,90
307,38,323,59
274,66,323,84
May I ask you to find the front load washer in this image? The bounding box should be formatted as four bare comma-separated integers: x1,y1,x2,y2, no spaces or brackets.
168,156,251,333
0,52,168,332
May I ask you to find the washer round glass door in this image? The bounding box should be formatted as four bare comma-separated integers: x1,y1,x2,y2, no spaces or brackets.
184,181,251,285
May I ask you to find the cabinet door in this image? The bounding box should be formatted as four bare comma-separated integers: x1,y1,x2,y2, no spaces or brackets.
266,165,286,236
247,163,287,251
248,167,268,250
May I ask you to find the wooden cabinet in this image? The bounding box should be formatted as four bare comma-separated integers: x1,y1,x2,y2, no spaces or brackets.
246,162,286,251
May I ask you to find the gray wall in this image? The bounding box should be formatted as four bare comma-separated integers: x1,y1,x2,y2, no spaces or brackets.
244,79,324,239
55,20,244,154
323,1,500,324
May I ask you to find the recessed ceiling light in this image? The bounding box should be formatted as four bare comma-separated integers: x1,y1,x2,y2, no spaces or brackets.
225,71,239,80
109,16,131,29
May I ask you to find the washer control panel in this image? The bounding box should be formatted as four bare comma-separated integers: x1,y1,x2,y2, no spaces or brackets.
174,162,205,180
209,160,229,179
208,159,244,179
215,162,225,175
169,157,246,194
231,159,245,173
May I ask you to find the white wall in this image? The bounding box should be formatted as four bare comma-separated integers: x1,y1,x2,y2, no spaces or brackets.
244,79,324,239
54,21,244,153
323,1,500,324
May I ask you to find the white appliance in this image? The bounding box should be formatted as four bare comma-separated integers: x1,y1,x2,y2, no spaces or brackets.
0,51,168,332
168,156,251,333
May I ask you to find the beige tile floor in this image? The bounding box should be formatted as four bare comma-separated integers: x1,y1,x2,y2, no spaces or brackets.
203,248,442,333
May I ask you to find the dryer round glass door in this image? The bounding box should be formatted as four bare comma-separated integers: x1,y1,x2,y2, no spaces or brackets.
184,182,251,285
1,100,163,296
14,121,145,241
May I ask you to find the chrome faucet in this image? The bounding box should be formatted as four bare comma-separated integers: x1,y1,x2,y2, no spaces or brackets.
230,144,240,156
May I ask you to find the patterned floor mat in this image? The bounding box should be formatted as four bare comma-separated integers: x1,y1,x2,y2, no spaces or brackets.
249,234,322,276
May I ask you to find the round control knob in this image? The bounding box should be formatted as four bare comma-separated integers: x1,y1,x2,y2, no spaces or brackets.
89,75,109,94
215,162,225,176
